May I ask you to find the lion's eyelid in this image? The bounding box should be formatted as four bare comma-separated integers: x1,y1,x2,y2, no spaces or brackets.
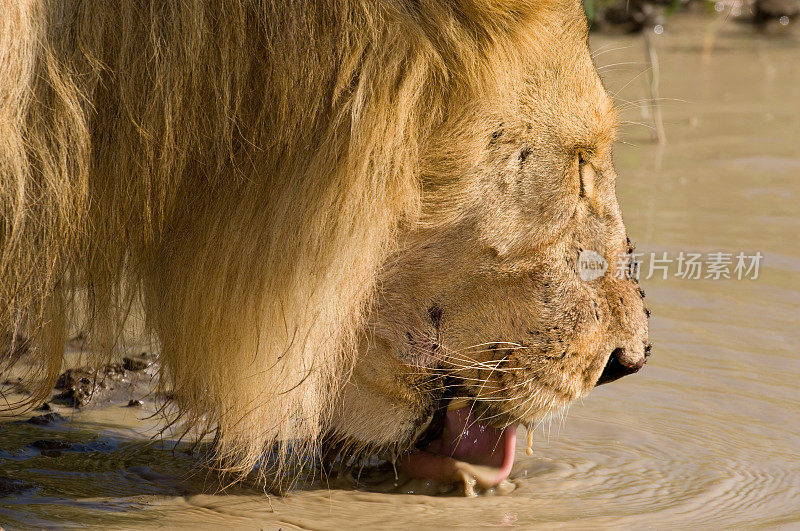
578,157,595,199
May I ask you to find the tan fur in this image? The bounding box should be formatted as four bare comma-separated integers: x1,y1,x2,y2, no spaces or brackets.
1,0,647,482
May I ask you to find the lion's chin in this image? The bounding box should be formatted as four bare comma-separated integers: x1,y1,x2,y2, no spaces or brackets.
396,405,517,491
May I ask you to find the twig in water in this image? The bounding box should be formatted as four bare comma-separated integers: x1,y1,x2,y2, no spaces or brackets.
643,30,666,144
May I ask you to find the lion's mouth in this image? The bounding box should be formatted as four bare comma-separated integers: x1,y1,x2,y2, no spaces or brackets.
396,400,517,490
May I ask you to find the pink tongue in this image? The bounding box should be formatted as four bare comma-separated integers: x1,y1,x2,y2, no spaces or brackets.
396,407,516,487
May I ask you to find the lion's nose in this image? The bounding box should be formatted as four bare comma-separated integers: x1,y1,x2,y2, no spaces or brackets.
596,347,645,386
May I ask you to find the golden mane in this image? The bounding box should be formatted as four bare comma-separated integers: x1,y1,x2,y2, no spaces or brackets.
1,0,565,480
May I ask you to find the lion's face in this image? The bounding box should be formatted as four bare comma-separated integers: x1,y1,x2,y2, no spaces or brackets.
327,5,649,485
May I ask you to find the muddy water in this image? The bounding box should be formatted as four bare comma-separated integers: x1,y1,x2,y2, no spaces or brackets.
2,14,799,529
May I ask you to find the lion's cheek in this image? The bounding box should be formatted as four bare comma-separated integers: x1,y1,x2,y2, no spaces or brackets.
326,345,436,450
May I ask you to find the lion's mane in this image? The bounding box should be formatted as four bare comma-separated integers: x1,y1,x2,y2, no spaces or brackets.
1,0,559,479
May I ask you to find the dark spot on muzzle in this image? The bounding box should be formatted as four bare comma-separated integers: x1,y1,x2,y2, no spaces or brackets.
596,347,645,386
427,304,443,328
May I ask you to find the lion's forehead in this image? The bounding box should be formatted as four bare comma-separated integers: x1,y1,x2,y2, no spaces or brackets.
449,72,616,161
521,64,617,153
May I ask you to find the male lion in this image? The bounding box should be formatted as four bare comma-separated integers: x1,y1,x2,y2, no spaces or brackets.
1,0,648,488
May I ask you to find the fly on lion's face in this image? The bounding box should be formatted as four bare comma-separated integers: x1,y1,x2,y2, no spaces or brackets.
326,8,650,487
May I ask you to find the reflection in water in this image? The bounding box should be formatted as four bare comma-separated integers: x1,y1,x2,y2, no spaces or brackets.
1,14,799,529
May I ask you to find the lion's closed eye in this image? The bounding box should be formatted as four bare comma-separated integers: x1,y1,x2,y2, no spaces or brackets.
578,152,595,199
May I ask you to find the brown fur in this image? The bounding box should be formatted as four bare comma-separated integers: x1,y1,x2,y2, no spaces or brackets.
1,0,647,482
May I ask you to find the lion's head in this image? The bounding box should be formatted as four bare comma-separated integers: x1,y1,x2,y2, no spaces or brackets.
325,1,649,486
1,0,647,490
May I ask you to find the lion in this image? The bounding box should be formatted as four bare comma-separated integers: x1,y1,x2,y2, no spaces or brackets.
0,0,648,489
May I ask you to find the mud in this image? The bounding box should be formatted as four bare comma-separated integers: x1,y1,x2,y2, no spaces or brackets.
49,353,157,408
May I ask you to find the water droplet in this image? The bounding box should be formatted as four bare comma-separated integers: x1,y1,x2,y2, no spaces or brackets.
779,16,790,26
714,2,724,12
654,24,664,35
526,428,534,456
